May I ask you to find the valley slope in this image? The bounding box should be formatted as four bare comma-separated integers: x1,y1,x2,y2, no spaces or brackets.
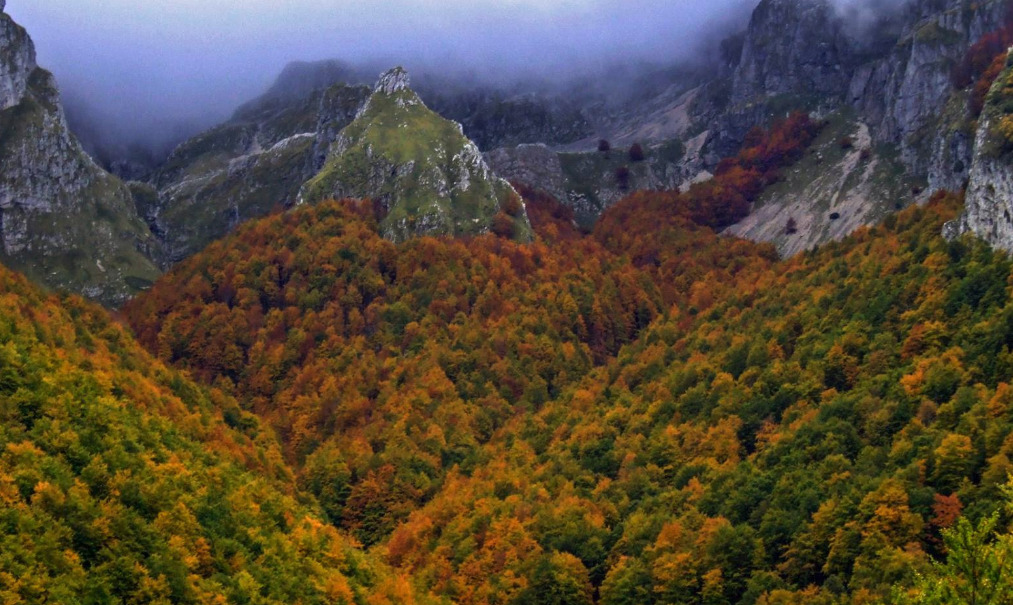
120,106,1013,602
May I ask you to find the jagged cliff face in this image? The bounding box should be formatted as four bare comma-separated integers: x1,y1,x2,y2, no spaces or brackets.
945,50,1013,249
721,0,1007,192
733,0,854,105
0,7,160,305
851,0,1007,189
302,68,532,243
427,90,594,152
145,81,370,264
666,0,1008,256
0,0,32,112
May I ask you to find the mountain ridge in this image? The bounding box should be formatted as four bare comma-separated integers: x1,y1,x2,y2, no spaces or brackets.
302,67,533,243
0,6,160,305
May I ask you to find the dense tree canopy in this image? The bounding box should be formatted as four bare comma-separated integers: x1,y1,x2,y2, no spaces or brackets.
9,101,1013,604
0,265,427,603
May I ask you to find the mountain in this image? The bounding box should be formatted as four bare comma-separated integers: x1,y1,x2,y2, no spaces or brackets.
301,67,533,243
947,48,1013,250
11,0,1013,600
490,0,1013,255
122,126,1013,602
0,5,160,305
143,77,370,265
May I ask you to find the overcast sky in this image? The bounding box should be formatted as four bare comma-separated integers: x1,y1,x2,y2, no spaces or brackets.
5,0,755,145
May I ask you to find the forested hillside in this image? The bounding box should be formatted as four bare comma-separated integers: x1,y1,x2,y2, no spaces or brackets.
0,265,426,603
14,0,1013,603
115,106,1013,603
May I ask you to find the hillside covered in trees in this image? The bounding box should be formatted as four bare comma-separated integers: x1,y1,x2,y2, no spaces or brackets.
0,263,430,603
111,114,1013,604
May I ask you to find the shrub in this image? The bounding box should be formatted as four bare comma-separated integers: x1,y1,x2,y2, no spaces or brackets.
598,139,612,153
615,165,631,189
628,143,646,162
491,212,516,238
501,193,524,217
786,217,798,235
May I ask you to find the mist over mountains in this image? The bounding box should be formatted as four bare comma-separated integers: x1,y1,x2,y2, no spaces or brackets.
6,0,759,166
10,0,1013,603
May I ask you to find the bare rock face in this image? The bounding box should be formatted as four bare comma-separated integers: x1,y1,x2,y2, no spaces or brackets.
715,0,1006,198
733,0,854,105
0,10,35,111
0,11,160,305
849,0,1007,186
376,66,411,96
946,51,1013,250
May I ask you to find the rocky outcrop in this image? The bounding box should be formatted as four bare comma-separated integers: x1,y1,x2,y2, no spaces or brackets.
945,51,1013,250
147,80,370,264
849,0,1007,185
302,68,532,243
0,8,160,305
0,6,34,111
733,0,854,105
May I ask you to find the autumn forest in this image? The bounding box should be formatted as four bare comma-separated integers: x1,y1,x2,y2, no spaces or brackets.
0,87,1012,605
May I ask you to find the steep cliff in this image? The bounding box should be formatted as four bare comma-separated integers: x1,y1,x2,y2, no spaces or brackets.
0,6,160,305
146,81,370,264
945,49,1013,249
732,0,855,105
850,0,1007,189
302,68,532,243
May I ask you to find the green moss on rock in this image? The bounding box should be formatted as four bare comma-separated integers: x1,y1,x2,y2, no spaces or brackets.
302,67,532,243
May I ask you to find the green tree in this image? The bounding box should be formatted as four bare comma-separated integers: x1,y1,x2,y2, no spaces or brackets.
900,512,1013,604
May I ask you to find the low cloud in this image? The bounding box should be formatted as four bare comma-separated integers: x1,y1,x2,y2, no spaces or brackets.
6,0,754,160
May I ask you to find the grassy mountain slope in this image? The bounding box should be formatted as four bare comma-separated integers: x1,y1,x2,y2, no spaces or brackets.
302,68,532,243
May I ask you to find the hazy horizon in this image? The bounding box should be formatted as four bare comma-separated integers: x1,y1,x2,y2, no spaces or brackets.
5,0,912,160
5,0,759,157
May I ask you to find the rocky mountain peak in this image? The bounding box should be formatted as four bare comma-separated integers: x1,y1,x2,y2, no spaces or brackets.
733,0,853,104
376,66,411,95
301,68,532,243
355,66,422,119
